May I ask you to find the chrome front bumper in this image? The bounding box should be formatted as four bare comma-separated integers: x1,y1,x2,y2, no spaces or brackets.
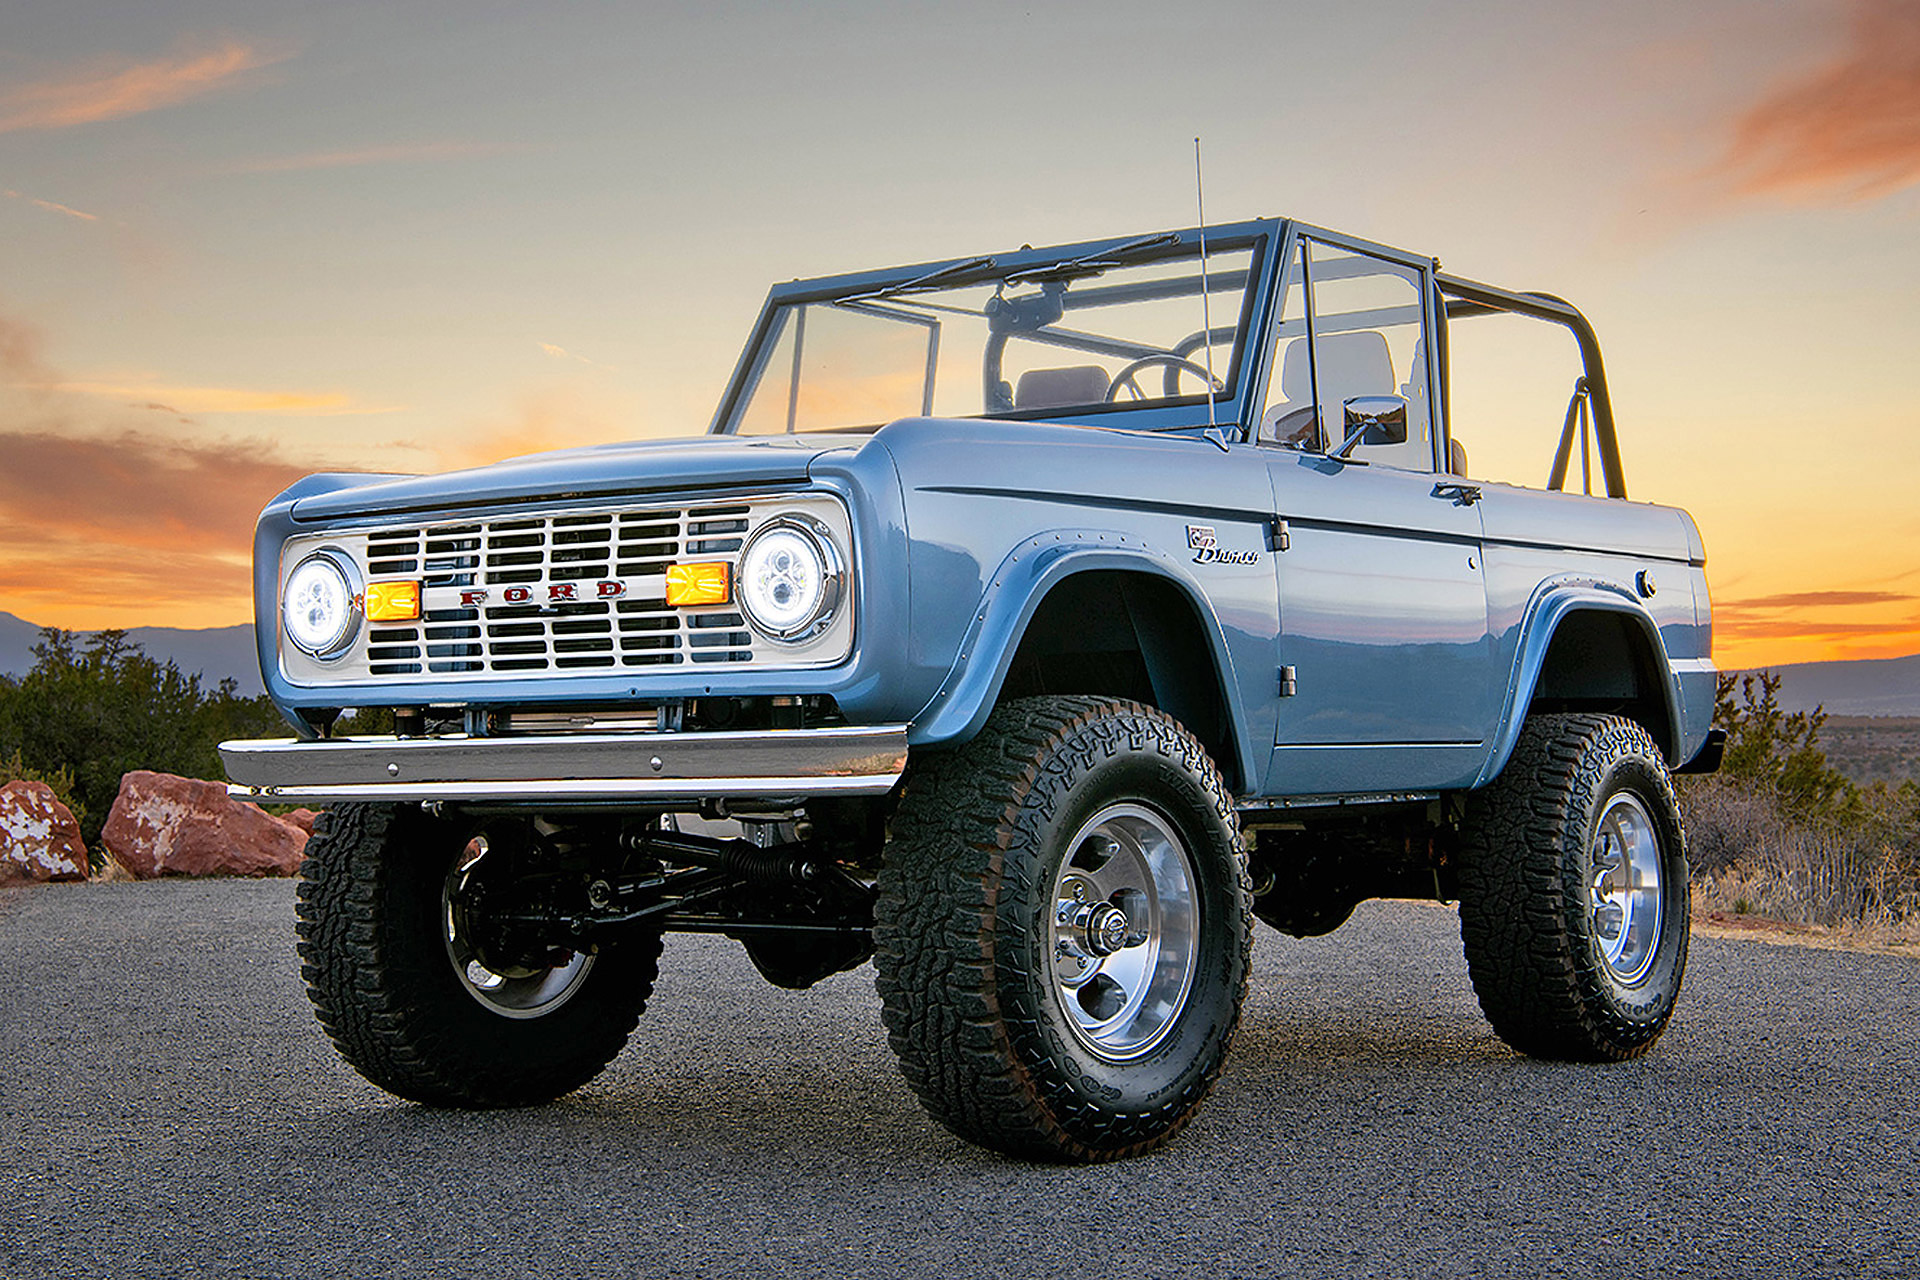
220,724,910,805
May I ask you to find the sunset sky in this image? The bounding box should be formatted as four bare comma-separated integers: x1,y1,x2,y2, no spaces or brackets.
2,0,1917,670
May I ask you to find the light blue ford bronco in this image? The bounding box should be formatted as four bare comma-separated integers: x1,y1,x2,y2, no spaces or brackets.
225,219,1722,1162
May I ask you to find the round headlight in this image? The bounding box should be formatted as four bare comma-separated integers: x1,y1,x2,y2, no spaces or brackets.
737,516,842,641
283,550,363,659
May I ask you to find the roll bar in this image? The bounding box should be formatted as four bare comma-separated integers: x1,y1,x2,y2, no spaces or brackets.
1436,273,1626,500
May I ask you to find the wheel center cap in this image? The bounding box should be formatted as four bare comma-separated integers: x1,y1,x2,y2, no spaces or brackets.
1084,902,1131,956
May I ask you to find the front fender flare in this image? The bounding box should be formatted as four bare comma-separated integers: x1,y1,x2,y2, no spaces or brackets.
907,531,1257,791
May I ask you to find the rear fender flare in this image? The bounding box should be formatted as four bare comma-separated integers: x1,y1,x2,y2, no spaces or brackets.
1475,583,1684,786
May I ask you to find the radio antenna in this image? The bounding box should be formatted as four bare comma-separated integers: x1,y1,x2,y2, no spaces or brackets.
1194,137,1217,431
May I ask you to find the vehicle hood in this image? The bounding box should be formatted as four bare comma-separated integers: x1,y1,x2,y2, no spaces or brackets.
288,433,865,521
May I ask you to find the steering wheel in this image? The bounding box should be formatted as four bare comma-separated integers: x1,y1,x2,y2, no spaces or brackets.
1103,354,1224,403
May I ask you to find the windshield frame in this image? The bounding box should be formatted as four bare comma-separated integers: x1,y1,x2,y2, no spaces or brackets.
708,220,1284,437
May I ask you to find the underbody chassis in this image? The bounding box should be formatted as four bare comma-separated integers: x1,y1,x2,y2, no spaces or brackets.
441,808,884,992
226,722,910,989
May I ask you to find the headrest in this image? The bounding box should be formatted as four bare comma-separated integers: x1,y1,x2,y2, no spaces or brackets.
1015,366,1111,411
1279,330,1395,405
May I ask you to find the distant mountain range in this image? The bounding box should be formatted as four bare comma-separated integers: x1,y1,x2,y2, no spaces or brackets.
1,611,263,697
3,608,1918,715
1730,653,1920,718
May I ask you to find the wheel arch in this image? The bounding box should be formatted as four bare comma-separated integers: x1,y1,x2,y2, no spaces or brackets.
1476,587,1684,786
907,540,1256,793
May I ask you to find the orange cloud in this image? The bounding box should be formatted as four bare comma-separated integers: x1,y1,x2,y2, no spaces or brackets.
0,309,358,628
0,432,317,627
1717,614,1920,640
0,431,311,550
0,39,288,134
1724,590,1914,610
0,524,258,623
0,315,55,383
1716,0,1920,202
1712,599,1920,670
1716,584,1919,641
1706,578,1920,666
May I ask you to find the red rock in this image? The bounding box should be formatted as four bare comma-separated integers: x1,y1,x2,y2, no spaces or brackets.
282,808,321,836
101,771,309,878
0,781,90,884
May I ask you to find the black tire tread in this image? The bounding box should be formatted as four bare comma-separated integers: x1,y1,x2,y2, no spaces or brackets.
295,803,661,1107
1456,713,1689,1062
873,695,1250,1162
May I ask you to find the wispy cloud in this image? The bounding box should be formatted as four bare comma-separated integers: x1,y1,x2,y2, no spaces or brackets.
129,401,197,427
1716,613,1920,641
0,39,290,134
0,315,56,383
1715,585,1920,643
1713,0,1920,203
3,188,98,221
20,381,399,417
226,140,519,174
1724,590,1915,610
537,342,615,371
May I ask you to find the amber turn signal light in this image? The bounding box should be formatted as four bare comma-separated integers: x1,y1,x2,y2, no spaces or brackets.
365,580,421,622
666,562,731,607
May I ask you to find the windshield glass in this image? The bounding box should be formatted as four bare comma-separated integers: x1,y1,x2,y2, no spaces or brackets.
724,236,1261,434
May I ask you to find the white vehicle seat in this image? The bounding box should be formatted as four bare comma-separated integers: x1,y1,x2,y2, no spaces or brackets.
1015,366,1112,411
1261,330,1396,449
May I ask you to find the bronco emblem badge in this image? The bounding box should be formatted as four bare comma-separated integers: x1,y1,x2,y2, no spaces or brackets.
1186,524,1260,565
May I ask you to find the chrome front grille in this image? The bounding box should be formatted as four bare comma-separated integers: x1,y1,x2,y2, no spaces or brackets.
361,505,751,675
277,493,853,687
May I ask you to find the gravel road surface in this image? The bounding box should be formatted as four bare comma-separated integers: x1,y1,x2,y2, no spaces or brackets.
2,879,1916,1279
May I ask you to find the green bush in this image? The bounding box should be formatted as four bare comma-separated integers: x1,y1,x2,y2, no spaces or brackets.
0,628,284,847
1712,671,1851,815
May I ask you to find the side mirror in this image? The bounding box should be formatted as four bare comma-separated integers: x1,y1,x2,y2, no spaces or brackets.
1331,395,1409,458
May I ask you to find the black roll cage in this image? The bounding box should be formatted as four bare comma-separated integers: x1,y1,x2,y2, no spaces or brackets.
1436,273,1626,500
710,220,1629,500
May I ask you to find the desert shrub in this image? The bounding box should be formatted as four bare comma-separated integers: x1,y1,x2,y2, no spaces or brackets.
1683,672,1920,935
1689,777,1920,929
0,628,284,846
1682,776,1778,879
1712,671,1851,815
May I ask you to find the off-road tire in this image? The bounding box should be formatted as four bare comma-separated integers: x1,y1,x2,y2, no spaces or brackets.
295,802,662,1107
873,696,1252,1162
1457,713,1690,1061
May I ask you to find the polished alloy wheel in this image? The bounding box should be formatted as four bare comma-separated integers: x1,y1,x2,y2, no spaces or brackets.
444,835,594,1019
1588,793,1664,986
1049,803,1198,1061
